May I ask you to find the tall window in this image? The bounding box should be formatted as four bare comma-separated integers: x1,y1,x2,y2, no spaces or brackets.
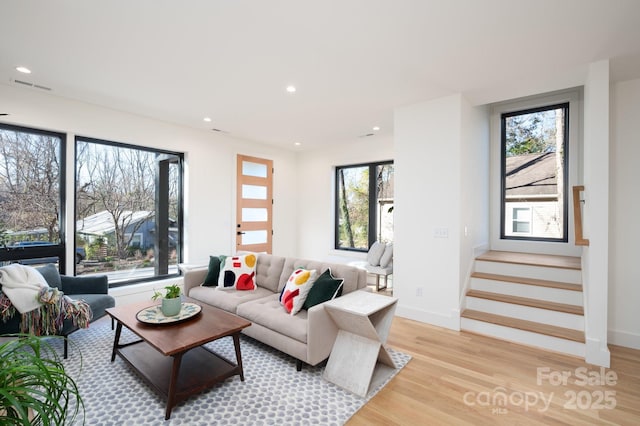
0,124,67,271
501,103,568,242
335,161,394,251
75,137,183,285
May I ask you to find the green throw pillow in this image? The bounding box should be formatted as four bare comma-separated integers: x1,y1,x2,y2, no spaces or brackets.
303,268,344,310
203,256,222,286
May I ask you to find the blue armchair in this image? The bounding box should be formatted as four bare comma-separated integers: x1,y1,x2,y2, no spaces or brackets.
0,264,115,358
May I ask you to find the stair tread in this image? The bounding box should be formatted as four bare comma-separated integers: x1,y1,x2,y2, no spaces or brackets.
466,289,584,315
461,309,585,343
476,250,581,270
471,272,582,291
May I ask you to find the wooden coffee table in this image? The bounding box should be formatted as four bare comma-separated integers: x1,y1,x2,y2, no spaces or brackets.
106,297,251,420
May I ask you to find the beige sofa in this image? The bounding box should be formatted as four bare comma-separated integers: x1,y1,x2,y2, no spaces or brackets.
183,253,367,370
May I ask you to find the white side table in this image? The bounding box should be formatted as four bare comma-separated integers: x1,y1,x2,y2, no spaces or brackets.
323,290,398,397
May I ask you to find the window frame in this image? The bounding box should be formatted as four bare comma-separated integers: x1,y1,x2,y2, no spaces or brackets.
500,102,570,243
334,160,394,252
0,123,67,273
74,136,184,287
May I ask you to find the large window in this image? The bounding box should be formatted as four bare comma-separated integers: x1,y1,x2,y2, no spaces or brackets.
75,137,183,285
0,124,67,272
501,103,568,242
335,161,394,251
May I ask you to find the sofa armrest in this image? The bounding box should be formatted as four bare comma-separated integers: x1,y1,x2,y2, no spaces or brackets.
306,302,339,366
182,267,208,297
61,275,108,295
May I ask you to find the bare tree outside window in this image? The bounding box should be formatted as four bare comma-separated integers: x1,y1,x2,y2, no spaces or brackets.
0,128,61,244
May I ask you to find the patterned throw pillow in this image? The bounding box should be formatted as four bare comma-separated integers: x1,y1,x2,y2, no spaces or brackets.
218,254,257,290
280,268,318,315
302,268,344,310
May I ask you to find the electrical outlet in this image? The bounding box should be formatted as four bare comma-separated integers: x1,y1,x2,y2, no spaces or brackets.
416,287,423,297
434,227,449,238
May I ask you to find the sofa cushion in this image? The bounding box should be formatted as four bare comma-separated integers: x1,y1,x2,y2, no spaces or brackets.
72,293,115,321
379,243,393,268
189,286,274,313
366,241,386,266
218,254,257,290
237,294,308,343
36,264,62,290
280,268,317,315
255,253,286,293
302,268,344,310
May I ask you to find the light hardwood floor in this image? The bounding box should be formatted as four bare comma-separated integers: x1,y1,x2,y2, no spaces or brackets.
348,317,640,425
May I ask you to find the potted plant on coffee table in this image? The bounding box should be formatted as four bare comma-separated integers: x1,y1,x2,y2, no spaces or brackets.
152,283,182,316
0,334,84,425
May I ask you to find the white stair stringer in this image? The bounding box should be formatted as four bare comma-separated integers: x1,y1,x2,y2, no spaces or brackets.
470,278,583,305
475,261,581,284
465,296,584,330
461,317,586,358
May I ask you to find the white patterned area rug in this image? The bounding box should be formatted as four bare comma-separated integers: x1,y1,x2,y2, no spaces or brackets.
56,317,411,425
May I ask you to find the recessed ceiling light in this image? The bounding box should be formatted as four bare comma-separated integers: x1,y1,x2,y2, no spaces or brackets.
16,66,31,74
286,85,296,93
373,126,380,131
203,117,212,122
294,142,301,146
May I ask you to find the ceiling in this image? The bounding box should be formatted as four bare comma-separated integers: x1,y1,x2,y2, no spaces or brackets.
1,0,640,150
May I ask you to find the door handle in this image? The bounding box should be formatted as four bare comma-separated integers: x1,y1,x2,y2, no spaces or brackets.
237,231,246,235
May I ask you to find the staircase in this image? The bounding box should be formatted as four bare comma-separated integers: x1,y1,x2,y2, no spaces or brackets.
461,250,585,358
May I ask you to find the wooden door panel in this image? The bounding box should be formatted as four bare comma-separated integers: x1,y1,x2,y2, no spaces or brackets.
236,155,272,253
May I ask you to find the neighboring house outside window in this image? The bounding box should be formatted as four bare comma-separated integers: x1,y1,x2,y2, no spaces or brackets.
335,161,394,251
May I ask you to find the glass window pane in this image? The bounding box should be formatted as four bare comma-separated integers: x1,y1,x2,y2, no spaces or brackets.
75,139,183,284
375,164,394,244
242,230,267,245
0,128,62,245
242,184,267,200
502,104,567,241
242,208,268,222
337,166,369,250
242,161,267,178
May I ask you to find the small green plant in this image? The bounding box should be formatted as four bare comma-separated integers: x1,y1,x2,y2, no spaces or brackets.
152,283,181,301
0,334,84,425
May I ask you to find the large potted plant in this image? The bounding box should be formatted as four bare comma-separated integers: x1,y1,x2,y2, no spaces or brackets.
0,335,84,425
152,283,182,316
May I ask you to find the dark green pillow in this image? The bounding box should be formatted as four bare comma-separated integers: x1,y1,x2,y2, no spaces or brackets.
303,268,344,310
203,256,222,286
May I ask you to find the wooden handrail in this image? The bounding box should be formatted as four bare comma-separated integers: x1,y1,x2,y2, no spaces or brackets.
572,185,589,246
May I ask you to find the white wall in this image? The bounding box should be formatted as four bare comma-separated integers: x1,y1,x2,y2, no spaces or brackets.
0,83,298,276
294,135,394,262
459,100,490,299
609,77,640,349
582,60,611,367
394,94,465,330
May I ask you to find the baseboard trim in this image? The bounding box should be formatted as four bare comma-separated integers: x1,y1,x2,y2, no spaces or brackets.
396,305,460,331
608,329,640,350
585,337,611,367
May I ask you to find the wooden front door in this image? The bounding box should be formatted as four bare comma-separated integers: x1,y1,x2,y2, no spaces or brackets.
236,154,273,253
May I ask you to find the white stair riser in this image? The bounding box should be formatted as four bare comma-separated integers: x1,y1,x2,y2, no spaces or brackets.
461,318,585,358
475,261,581,284
465,297,584,330
470,279,583,305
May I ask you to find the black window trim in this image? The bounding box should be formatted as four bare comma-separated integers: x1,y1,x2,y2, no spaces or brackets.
74,135,184,288
500,102,570,243
0,122,67,273
334,160,394,252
